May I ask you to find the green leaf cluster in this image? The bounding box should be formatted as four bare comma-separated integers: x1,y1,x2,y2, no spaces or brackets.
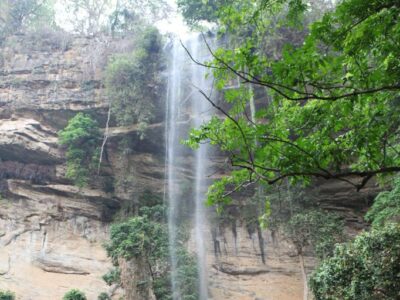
105,203,199,300
285,209,344,259
58,113,101,187
0,290,15,300
102,268,120,286
105,214,168,264
105,26,164,131
185,0,400,207
310,223,400,300
63,289,87,300
365,177,400,227
310,179,400,299
0,0,56,39
97,292,111,300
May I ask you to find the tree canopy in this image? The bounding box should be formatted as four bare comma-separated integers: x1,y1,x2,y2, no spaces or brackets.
310,223,400,300
0,0,55,38
105,26,164,129
184,0,400,207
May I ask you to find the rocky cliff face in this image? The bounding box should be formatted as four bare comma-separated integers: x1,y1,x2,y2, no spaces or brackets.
204,178,380,300
0,33,380,300
0,34,125,299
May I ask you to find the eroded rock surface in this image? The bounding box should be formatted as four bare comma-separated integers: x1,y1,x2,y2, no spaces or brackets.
0,34,124,299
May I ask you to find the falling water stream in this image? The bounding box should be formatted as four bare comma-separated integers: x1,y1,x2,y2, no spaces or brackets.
165,34,214,300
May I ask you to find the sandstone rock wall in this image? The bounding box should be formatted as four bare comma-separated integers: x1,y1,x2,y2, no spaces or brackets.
0,34,125,300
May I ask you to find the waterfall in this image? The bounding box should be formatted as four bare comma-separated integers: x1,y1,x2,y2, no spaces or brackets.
165,34,214,300
165,37,185,300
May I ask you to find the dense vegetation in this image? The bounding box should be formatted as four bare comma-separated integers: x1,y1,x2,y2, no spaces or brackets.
63,289,87,300
310,223,400,300
178,0,400,299
183,0,400,202
104,204,199,300
0,0,169,39
105,26,164,131
309,178,400,299
0,290,15,300
58,113,101,187
0,0,55,39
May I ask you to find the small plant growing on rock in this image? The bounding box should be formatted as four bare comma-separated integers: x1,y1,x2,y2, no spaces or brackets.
102,268,121,286
0,290,15,300
97,292,111,300
63,289,87,300
58,113,101,187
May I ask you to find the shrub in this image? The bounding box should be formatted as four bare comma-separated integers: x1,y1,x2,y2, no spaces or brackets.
102,268,120,286
0,290,15,300
63,289,87,300
285,209,344,259
105,215,168,263
310,223,400,300
105,26,163,132
97,292,111,300
58,113,101,187
365,177,400,227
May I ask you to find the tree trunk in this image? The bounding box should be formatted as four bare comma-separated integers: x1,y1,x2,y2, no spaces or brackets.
299,253,308,300
118,257,156,300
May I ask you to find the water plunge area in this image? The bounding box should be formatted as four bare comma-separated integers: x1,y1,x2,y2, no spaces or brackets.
165,34,215,300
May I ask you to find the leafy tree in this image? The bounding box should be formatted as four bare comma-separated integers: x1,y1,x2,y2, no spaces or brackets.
110,0,171,33
0,290,15,300
60,0,111,35
63,289,87,300
0,0,55,38
285,210,344,260
105,215,168,264
365,177,400,227
284,209,344,300
59,0,170,35
105,205,198,300
310,179,400,299
105,26,163,130
176,0,225,26
310,223,400,300
58,113,101,187
185,0,400,208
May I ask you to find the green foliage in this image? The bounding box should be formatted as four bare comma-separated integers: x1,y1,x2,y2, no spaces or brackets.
365,177,400,227
105,205,168,268
0,0,55,38
176,0,224,26
63,289,87,300
106,215,168,264
102,268,120,286
0,290,15,300
61,0,169,35
97,292,111,300
152,276,172,300
310,223,400,300
58,113,101,187
105,204,198,300
285,210,344,259
105,26,163,131
185,0,400,207
174,248,199,300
